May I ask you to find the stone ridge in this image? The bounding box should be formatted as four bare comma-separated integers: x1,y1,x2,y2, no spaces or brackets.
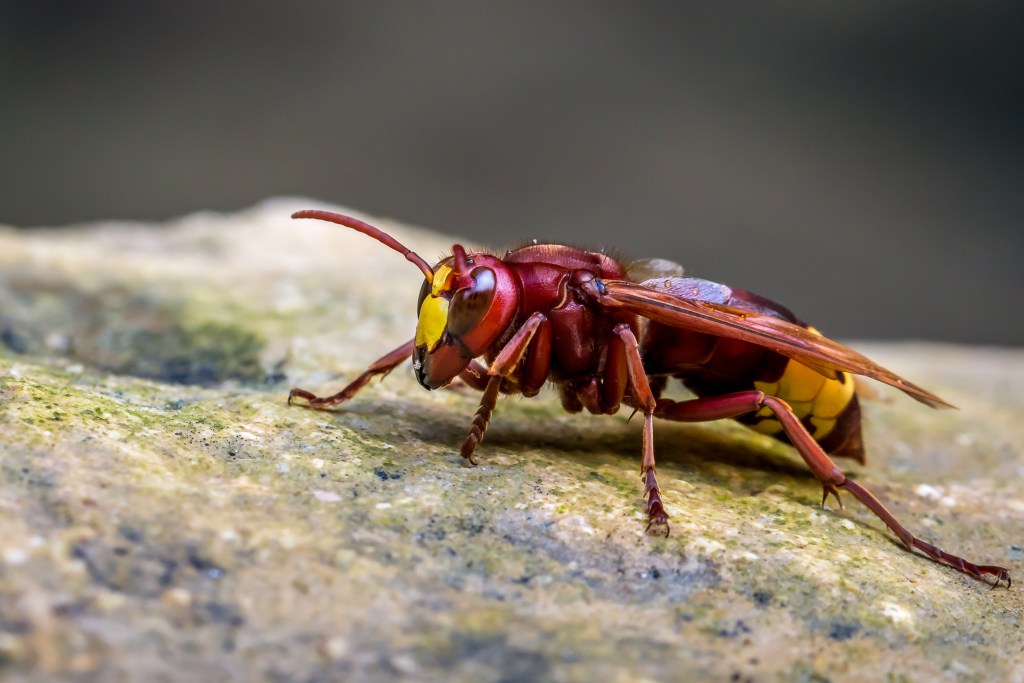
0,200,1021,682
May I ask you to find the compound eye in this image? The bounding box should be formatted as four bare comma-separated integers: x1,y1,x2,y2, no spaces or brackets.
447,267,496,338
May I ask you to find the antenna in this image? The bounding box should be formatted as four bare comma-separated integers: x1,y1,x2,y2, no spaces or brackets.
292,209,434,283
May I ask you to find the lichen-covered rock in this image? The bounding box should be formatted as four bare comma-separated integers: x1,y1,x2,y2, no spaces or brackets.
0,200,1021,682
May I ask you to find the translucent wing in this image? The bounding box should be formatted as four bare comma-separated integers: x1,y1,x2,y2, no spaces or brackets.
584,278,953,409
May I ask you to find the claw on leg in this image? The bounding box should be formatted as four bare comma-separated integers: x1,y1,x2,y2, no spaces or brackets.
821,484,844,509
643,466,670,536
287,388,317,406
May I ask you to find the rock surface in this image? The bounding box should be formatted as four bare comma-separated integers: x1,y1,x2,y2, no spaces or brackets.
0,200,1021,682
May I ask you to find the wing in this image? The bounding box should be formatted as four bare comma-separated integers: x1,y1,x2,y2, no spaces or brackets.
582,278,953,409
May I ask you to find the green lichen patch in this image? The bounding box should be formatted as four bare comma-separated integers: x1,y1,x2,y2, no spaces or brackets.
0,272,269,386
98,320,266,385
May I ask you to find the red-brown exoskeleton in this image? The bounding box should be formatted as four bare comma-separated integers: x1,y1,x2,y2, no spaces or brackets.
288,209,1010,587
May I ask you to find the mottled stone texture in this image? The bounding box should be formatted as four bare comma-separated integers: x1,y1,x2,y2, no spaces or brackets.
0,200,1021,682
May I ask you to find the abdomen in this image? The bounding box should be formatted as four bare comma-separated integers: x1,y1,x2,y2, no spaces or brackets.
641,283,866,462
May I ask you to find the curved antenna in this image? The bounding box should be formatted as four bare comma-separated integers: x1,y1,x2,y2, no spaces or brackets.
292,209,434,283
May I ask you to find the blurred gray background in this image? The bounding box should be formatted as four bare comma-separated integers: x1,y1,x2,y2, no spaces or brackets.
1,1,1021,344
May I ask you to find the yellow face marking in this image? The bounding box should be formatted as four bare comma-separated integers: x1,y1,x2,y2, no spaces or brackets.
415,295,448,351
415,263,455,351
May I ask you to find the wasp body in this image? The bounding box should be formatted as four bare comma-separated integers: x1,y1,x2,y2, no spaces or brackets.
288,209,1009,587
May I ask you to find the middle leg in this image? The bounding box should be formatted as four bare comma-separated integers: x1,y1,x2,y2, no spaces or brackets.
609,324,666,534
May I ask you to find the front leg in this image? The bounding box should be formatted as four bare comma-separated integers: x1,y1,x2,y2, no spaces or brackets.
460,376,502,466
288,339,414,409
459,313,549,464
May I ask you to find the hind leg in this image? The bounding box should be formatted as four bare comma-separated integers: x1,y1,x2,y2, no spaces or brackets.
655,390,1010,586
